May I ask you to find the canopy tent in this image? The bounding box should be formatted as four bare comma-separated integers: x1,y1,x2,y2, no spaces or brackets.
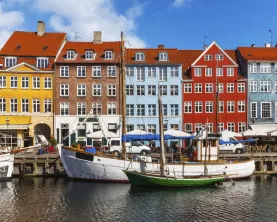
266,129,277,136
127,129,151,135
122,134,194,142
243,129,267,136
164,129,191,138
219,138,257,145
243,124,277,137
86,130,118,138
220,129,242,137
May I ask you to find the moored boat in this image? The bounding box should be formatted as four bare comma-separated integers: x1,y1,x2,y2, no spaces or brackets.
0,153,14,179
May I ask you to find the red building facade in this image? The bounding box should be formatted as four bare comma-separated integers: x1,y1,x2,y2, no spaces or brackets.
181,42,247,133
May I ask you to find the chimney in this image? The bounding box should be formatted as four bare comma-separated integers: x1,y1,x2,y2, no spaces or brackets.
93,31,102,44
158,45,164,49
265,43,271,48
251,44,255,47
37,21,46,36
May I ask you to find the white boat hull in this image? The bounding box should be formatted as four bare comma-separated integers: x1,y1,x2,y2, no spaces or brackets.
59,146,255,182
0,153,14,179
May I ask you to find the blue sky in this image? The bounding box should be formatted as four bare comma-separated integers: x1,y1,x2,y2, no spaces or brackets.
0,0,277,49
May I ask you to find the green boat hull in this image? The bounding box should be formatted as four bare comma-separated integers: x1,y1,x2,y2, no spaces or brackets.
124,171,226,187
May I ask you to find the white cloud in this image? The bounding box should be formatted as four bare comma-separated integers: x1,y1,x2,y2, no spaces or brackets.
0,2,24,49
33,0,147,48
172,0,194,8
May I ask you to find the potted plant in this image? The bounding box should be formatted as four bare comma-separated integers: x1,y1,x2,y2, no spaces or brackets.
48,136,57,153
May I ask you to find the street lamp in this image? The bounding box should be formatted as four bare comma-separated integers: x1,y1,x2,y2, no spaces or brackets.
5,117,10,149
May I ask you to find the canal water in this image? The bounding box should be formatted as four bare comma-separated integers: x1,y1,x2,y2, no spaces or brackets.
0,175,277,222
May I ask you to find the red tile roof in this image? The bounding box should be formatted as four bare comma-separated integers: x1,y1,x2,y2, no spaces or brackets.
238,47,277,61
0,31,66,57
55,41,121,63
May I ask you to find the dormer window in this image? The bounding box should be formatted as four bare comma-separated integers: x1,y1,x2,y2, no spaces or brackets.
159,52,168,61
67,50,75,60
204,54,212,60
85,50,94,60
37,57,48,68
5,57,17,67
135,52,145,61
104,50,113,60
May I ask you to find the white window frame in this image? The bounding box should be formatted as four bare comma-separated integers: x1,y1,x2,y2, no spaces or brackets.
184,84,192,93
32,77,40,89
107,102,117,115
159,85,167,96
32,99,40,113
126,104,134,116
137,85,145,96
260,63,271,73
85,51,94,60
261,102,271,118
92,66,101,77
215,54,223,60
205,101,213,113
148,104,156,116
184,101,192,113
92,103,102,115
185,123,193,132
204,54,212,61
250,81,258,92
238,101,245,112
205,68,212,76
77,66,86,77
60,102,69,115
126,67,134,77
0,76,6,88
227,83,234,93
105,51,113,60
205,83,213,93
60,66,69,77
170,67,178,77
159,52,168,61
107,66,116,77
238,83,245,93
66,50,75,60
126,85,134,96
135,52,145,61
170,104,178,116
137,67,145,81
0,98,6,112
194,68,202,76
195,83,202,93
250,63,257,73
10,98,18,112
260,81,271,92
60,84,69,96
137,104,145,116
218,123,224,132
5,57,17,67
195,101,202,113
170,85,178,96
216,68,223,76
77,84,86,96
10,76,18,88
92,84,101,96
227,101,235,113
219,101,224,113
21,98,29,113
227,122,235,132
218,83,224,93
148,85,156,96
238,122,246,133
77,102,86,115
44,99,51,112
21,77,29,89
159,67,167,81
250,102,257,118
36,57,48,68
44,77,52,89
227,68,234,76
107,84,116,96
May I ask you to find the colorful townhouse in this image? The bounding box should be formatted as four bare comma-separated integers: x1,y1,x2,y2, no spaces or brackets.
237,45,277,134
181,42,247,134
54,32,121,146
125,45,183,146
0,21,66,148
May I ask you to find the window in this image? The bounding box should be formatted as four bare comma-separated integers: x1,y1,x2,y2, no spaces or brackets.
0,98,6,112
238,83,245,92
137,104,145,116
260,63,271,73
0,76,6,88
261,102,271,118
163,104,167,116
107,84,116,96
227,83,234,93
260,81,271,92
60,84,69,96
126,104,134,116
10,76,18,88
184,84,192,93
238,122,246,133
159,67,167,81
195,101,202,113
205,101,213,113
170,85,178,96
92,66,101,77
227,101,235,113
137,124,145,131
44,77,51,89
21,99,29,112
251,102,257,118
170,67,178,77
205,83,213,93
32,99,40,112
250,63,257,73
207,123,213,132
185,123,193,132
148,85,156,96
32,77,40,89
5,57,17,67
66,51,75,59
216,68,223,76
227,68,234,76
107,66,116,77
105,51,113,60
274,64,277,73
10,99,18,112
148,124,156,134
184,102,192,113
148,104,156,116
159,85,167,96
275,81,277,92
77,123,86,137
126,67,134,77
60,103,69,115
218,83,224,93
77,66,86,77
92,103,101,115
44,99,51,112
127,125,134,132
195,83,202,93
170,124,179,130
107,103,116,115
238,101,245,112
36,57,48,68
170,104,178,116
204,54,212,60
227,123,235,132
205,68,212,76
137,67,145,81
60,66,69,77
148,67,156,77
215,54,223,60
218,123,224,132
21,77,29,88
126,85,134,96
195,68,202,76
195,123,202,132
135,52,144,61
92,124,101,132
250,81,257,92
219,101,224,113
137,85,145,96
77,102,86,115
92,84,101,96
85,51,94,60
159,52,168,61
77,84,86,96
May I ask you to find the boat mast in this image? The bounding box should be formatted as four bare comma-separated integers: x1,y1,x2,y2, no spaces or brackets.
215,55,219,134
120,31,127,159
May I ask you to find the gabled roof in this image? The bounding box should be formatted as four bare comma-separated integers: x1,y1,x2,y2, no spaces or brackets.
237,47,277,61
55,41,121,63
0,31,66,57
125,48,181,65
6,62,41,71
178,50,202,74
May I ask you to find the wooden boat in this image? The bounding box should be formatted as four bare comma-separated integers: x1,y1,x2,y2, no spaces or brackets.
0,152,14,179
